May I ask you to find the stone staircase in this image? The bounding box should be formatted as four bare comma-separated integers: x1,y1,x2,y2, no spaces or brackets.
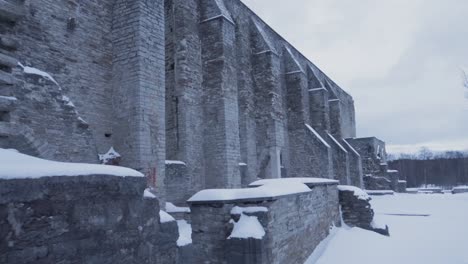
0,0,24,149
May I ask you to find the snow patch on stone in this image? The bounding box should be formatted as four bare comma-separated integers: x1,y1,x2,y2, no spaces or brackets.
177,220,192,246
144,188,157,199
338,185,370,201
165,160,186,165
0,95,17,101
166,202,190,213
159,210,176,223
18,62,60,87
228,214,265,239
61,95,75,107
0,148,143,179
231,206,268,215
98,147,121,164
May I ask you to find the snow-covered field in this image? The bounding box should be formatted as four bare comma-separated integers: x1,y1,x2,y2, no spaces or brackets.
308,193,468,264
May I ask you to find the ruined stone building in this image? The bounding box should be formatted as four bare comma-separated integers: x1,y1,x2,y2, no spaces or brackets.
0,0,408,263
0,0,400,205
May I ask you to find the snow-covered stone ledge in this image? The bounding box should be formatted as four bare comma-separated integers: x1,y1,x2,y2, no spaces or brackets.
0,149,178,263
187,178,340,264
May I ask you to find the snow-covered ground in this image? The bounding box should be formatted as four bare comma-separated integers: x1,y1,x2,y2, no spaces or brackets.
308,193,468,264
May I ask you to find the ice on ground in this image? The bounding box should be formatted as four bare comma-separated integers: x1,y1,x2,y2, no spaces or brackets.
166,202,190,213
159,210,175,223
250,177,338,187
338,185,370,200
18,62,60,87
309,193,468,264
176,220,192,247
0,148,143,179
231,206,268,215
228,214,265,239
188,181,310,202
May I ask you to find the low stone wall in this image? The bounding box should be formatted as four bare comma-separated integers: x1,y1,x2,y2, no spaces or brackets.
452,186,468,194
188,181,340,264
0,175,178,264
339,187,389,236
397,180,407,193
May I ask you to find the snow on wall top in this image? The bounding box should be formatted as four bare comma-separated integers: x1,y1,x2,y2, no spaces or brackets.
249,177,338,187
306,124,331,148
188,181,311,203
0,149,143,179
338,185,370,201
18,62,60,87
342,139,361,157
327,133,348,153
251,18,277,54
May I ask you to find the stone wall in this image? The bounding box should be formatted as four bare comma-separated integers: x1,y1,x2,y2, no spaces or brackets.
339,188,389,236
163,0,359,197
9,0,366,205
188,182,340,264
0,175,178,264
14,0,115,156
343,139,364,188
327,133,350,185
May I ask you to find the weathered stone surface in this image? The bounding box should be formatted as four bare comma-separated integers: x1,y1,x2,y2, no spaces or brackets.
0,71,13,85
0,175,178,264
364,175,392,190
0,95,15,111
0,53,17,68
165,162,191,205
0,0,25,22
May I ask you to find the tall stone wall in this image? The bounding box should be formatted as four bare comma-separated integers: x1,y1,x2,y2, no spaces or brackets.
343,139,364,188
163,0,359,198
0,175,178,264
327,133,351,185
8,0,365,205
112,0,166,199
188,182,340,264
14,0,115,156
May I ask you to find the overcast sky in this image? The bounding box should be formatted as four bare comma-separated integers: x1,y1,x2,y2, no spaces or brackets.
242,0,468,153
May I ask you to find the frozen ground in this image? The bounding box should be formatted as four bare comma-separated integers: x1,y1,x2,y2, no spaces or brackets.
307,193,468,264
